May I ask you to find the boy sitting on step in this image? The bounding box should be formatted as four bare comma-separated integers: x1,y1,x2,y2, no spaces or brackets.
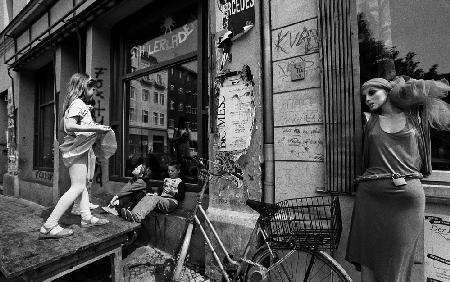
119,161,185,223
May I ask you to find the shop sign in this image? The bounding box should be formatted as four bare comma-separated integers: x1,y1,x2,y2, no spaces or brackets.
131,21,197,63
220,0,255,36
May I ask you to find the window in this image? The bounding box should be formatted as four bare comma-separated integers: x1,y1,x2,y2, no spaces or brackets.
112,1,206,183
192,107,197,115
142,110,149,123
186,105,191,114
356,0,450,171
129,108,136,121
142,89,149,101
130,86,136,100
34,63,55,170
178,103,184,111
153,112,158,125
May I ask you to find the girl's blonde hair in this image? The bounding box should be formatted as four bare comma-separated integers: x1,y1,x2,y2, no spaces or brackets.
62,73,96,113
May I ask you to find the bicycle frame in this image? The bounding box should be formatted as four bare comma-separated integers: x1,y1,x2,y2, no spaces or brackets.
172,171,299,282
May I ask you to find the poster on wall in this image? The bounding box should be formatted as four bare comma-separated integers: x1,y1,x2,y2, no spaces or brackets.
216,74,255,153
424,214,450,281
217,0,255,38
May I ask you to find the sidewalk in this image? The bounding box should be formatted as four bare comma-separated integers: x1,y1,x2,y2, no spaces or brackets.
123,245,209,282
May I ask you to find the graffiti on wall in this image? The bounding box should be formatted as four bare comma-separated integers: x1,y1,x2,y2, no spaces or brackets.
92,67,107,186
92,67,107,125
273,53,321,93
33,170,53,182
273,89,323,126
272,19,319,61
274,126,324,161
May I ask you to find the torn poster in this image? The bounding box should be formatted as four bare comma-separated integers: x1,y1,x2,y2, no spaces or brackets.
424,214,450,281
216,74,255,152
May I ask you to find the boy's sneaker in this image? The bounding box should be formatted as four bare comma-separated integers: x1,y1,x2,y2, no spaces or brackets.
119,208,140,222
102,205,119,216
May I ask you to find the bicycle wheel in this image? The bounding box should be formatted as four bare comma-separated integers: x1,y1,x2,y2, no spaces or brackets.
245,247,352,282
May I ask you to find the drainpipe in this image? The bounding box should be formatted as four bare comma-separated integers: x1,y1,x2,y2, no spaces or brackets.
7,67,16,148
261,0,274,204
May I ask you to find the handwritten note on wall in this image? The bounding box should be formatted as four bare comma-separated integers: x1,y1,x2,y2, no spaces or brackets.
274,125,324,161
273,53,320,93
273,88,322,126
272,19,319,61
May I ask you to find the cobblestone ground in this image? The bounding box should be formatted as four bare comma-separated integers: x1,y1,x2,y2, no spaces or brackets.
123,246,209,282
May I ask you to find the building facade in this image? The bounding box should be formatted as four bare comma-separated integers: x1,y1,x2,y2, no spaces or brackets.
0,0,449,280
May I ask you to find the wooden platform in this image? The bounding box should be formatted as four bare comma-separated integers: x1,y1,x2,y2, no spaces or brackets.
0,195,140,281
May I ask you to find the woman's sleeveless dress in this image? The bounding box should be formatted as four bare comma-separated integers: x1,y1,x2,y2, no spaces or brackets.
59,98,117,167
346,114,425,282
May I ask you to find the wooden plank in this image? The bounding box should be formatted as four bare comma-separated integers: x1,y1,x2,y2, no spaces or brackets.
111,247,123,282
0,195,139,279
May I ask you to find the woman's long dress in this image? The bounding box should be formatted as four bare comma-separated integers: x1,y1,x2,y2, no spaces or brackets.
346,114,425,282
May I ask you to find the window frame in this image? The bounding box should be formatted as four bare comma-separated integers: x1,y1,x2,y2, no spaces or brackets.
110,0,208,183
33,63,55,172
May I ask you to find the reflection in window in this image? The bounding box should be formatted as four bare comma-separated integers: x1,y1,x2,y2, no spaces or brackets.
142,110,149,123
142,89,149,101
127,6,197,73
129,108,136,122
130,87,136,99
357,0,450,170
124,60,199,182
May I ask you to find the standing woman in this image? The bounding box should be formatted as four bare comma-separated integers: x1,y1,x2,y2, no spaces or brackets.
40,73,116,238
346,77,450,281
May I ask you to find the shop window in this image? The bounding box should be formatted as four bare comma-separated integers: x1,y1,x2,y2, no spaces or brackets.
113,1,206,183
142,110,149,123
357,0,450,172
34,63,54,171
142,89,149,101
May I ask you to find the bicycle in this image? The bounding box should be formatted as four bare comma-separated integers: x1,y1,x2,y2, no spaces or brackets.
170,157,352,281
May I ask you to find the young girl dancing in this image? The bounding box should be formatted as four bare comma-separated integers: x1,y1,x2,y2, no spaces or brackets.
40,73,116,238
